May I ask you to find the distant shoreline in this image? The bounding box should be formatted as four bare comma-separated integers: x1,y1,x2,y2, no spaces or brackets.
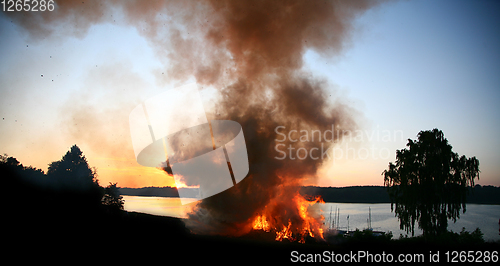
119,185,500,205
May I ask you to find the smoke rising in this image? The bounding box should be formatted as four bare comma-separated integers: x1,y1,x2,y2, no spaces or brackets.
7,0,383,235
177,0,378,235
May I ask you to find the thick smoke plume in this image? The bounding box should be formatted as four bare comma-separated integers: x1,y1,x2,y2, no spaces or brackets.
7,0,382,235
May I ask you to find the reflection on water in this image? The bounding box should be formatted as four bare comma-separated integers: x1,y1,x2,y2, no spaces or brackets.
123,196,500,242
319,203,500,242
122,195,197,219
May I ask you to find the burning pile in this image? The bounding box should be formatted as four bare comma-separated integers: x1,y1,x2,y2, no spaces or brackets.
252,194,325,243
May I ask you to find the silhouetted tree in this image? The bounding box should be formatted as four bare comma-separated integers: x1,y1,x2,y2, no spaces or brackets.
102,182,124,212
1,153,45,186
1,154,23,189
44,145,104,217
47,145,99,191
383,129,479,236
0,154,20,167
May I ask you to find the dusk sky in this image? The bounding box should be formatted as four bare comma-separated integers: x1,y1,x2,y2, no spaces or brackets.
1,0,499,188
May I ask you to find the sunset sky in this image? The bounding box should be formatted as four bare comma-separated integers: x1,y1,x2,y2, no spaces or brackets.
1,0,499,188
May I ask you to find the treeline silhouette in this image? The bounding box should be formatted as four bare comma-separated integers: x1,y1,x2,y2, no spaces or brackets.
1,145,189,246
119,186,199,198
119,185,500,204
2,146,121,235
300,185,500,204
119,186,180,197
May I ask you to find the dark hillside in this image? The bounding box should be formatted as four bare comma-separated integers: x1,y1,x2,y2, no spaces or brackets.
300,186,391,203
300,185,500,204
118,185,500,204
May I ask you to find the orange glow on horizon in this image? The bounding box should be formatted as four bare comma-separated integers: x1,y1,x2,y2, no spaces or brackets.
172,174,197,188
98,166,177,188
91,156,177,188
92,157,200,189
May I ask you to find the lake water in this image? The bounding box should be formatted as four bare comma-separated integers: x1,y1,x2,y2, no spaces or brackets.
122,195,500,242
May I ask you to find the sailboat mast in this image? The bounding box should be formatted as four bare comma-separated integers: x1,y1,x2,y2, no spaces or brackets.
329,206,332,230
337,208,340,229
369,207,372,229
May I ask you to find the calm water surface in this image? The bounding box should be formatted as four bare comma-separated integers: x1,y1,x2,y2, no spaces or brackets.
317,203,500,242
122,196,500,241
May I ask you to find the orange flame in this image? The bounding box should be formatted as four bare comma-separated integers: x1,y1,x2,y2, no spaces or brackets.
252,214,271,232
275,220,293,241
251,193,324,243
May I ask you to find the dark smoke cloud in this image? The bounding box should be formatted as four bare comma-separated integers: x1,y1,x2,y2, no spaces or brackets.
7,0,384,235
179,0,380,235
